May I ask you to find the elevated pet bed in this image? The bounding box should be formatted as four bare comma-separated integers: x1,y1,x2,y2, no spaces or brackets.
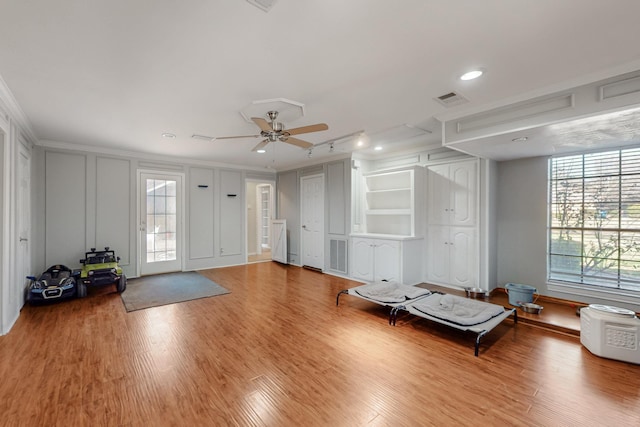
393,293,517,356
336,281,432,324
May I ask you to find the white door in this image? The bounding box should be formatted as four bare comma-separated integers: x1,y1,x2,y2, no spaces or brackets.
301,174,324,270
17,143,31,307
140,172,183,275
271,219,287,263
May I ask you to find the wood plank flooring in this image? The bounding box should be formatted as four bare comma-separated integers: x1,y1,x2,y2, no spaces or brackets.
1,263,639,426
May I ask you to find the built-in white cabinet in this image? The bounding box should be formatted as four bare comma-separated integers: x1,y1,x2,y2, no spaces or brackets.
428,161,476,226
350,165,425,284
351,236,423,285
427,160,478,287
427,226,475,287
362,166,424,236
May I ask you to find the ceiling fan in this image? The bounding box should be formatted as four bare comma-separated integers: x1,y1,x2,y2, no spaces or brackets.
216,110,329,152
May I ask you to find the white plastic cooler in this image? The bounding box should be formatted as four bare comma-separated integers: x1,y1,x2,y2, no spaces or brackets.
580,304,640,365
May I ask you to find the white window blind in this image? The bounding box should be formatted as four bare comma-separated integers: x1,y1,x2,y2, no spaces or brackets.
549,148,640,291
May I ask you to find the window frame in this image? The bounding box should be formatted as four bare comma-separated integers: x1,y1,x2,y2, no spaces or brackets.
547,146,640,304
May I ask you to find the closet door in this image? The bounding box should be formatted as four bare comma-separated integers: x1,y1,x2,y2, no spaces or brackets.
427,164,450,225
450,227,476,287
427,226,449,284
450,161,476,227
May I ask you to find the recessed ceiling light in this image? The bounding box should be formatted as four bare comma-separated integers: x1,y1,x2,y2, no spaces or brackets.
512,136,528,142
374,146,383,151
257,149,266,153
460,69,484,81
162,133,176,138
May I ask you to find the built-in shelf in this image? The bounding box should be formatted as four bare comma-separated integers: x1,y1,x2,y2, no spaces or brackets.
361,166,424,237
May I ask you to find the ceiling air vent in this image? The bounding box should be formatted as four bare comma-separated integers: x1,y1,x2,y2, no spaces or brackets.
434,91,469,108
246,0,277,12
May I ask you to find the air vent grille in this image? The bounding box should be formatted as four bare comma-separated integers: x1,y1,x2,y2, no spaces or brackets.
434,91,469,108
330,239,347,274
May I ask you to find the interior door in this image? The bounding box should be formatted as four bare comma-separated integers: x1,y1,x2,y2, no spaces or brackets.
17,143,31,306
140,172,183,275
301,174,324,270
271,219,287,263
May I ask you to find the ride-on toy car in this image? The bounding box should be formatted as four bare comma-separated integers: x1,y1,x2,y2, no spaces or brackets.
26,264,79,304
78,247,127,297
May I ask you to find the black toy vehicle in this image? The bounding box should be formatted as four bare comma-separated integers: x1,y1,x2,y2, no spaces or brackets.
26,264,79,304
77,247,127,297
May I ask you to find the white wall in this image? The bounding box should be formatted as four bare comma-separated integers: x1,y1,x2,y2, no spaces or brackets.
496,157,549,292
32,147,275,279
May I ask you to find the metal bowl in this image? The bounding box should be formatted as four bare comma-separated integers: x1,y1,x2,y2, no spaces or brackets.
521,302,544,314
465,287,487,298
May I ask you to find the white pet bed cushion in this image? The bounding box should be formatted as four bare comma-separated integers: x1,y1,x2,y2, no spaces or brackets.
410,293,505,326
354,281,431,304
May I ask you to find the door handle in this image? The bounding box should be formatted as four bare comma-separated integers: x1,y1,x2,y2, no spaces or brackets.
20,237,28,242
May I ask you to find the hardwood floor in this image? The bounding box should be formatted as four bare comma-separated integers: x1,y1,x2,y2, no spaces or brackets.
1,263,639,426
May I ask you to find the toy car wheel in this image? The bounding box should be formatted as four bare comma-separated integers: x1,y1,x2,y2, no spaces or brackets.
77,282,87,298
117,274,126,293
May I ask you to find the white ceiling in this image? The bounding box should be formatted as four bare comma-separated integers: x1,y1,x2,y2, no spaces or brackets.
2,0,640,170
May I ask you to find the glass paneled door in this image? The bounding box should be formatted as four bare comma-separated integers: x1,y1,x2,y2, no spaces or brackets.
140,172,183,275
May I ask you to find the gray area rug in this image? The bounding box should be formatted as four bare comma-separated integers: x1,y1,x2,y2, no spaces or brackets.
121,271,230,312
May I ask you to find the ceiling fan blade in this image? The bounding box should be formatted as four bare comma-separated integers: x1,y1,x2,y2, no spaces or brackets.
281,136,313,149
251,139,270,152
285,123,329,136
251,117,273,133
215,134,260,140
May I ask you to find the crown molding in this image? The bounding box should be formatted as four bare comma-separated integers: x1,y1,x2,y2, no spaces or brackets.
0,73,38,144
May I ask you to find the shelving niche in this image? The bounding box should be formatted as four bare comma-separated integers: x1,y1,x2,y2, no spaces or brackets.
362,166,423,236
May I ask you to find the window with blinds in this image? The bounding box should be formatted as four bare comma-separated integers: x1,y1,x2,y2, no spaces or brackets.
549,148,640,291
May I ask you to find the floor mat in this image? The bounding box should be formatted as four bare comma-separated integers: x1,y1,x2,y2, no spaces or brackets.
121,271,230,312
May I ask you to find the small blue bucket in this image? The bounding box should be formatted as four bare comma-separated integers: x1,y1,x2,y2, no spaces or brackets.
505,283,537,306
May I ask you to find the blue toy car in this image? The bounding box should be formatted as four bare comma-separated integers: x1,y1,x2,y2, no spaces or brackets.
26,264,79,304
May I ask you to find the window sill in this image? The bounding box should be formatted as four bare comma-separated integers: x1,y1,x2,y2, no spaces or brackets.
547,281,640,309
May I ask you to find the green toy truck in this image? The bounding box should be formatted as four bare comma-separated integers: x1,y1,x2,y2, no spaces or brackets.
77,247,127,297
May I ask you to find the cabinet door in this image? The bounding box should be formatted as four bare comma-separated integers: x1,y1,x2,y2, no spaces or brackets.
351,237,374,281
374,240,400,282
427,226,449,284
450,161,476,226
450,227,476,287
427,164,450,225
